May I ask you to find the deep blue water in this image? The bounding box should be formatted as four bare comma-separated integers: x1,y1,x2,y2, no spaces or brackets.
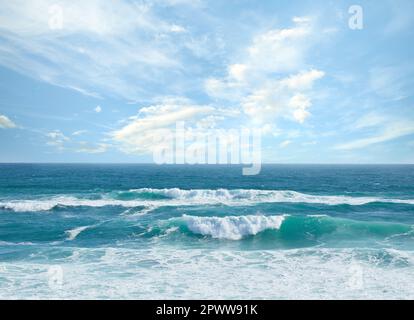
0,164,413,299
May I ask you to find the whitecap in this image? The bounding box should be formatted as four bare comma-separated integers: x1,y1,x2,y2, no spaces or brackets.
128,188,414,206
65,225,92,241
1,188,413,212
181,214,286,240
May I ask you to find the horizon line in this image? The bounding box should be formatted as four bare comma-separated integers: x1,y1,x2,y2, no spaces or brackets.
0,162,413,165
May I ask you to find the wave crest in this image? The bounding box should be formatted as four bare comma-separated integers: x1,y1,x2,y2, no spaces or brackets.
0,197,149,212
180,214,286,240
164,214,413,242
127,188,414,206
65,225,92,241
1,188,413,212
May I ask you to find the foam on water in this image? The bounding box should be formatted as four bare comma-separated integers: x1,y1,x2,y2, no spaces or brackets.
0,197,155,212
1,247,414,299
1,188,413,212
180,214,286,240
158,214,413,244
0,241,34,246
1,165,413,299
129,188,414,205
65,226,92,241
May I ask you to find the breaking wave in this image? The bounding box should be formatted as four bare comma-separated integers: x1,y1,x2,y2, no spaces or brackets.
1,188,413,212
163,214,413,241
179,214,286,240
124,188,414,205
0,197,150,212
65,225,93,241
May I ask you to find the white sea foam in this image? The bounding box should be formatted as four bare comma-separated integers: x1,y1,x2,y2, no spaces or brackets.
122,205,159,217
181,214,286,240
1,188,413,212
1,247,414,299
130,188,414,206
0,197,156,212
65,225,92,241
0,241,34,246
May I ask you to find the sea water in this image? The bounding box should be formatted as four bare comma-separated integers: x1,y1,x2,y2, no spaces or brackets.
0,164,413,299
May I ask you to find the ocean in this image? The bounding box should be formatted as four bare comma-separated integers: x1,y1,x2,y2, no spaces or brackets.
0,164,413,299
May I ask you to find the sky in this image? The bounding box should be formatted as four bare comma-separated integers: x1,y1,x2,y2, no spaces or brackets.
0,0,413,163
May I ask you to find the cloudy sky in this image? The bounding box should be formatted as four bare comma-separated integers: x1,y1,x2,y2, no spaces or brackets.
0,0,413,163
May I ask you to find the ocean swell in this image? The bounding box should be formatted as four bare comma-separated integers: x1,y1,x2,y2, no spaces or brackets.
164,214,413,242
179,214,286,240
124,188,414,206
1,188,413,212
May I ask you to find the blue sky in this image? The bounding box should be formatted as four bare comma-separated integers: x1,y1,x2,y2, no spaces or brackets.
0,0,413,163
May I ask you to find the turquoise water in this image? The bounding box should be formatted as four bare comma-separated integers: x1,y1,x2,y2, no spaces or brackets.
0,164,414,299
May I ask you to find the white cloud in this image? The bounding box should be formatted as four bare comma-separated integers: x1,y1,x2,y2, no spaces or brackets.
352,112,386,130
289,94,311,123
204,78,242,100
281,69,325,90
46,130,70,150
170,24,187,33
156,0,203,6
95,106,102,113
369,66,408,101
46,130,69,140
228,64,248,82
292,16,311,24
0,114,16,128
111,97,216,154
47,130,110,153
244,19,312,75
204,18,324,132
0,0,197,100
0,1,155,36
335,120,414,150
241,69,324,126
205,17,317,98
76,142,108,154
72,130,87,136
0,0,195,38
279,140,292,148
